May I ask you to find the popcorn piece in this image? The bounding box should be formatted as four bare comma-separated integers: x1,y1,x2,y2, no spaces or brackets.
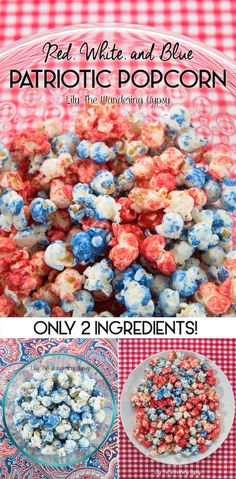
44,241,77,271
84,259,114,297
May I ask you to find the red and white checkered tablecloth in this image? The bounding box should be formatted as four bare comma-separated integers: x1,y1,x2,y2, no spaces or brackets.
0,0,235,59
119,339,236,479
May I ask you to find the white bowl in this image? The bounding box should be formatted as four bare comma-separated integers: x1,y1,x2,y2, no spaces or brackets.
120,349,235,465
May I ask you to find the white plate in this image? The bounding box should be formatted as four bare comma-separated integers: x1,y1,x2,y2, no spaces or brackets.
120,350,235,465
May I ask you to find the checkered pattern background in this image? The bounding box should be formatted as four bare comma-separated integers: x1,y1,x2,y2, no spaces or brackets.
0,0,235,59
119,339,236,479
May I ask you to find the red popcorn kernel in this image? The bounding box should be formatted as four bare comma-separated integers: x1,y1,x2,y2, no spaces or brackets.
207,152,233,180
128,187,169,212
223,258,236,275
140,235,176,275
131,156,157,180
141,122,165,148
154,147,185,175
187,188,207,206
0,171,25,191
149,172,176,192
51,210,71,232
81,217,111,231
154,250,176,275
50,179,73,208
0,294,16,316
142,440,153,448
73,159,99,184
137,210,164,231
218,278,236,304
196,282,231,315
109,231,139,270
9,129,51,159
0,237,16,255
47,230,66,242
140,234,166,262
117,197,137,223
30,252,51,277
6,267,40,294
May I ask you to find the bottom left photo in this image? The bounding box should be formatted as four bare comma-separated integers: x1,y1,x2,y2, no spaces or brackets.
0,339,118,479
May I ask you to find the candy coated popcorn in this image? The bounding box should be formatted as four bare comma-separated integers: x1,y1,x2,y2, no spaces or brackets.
0,103,235,316
155,212,184,239
14,367,105,456
130,351,220,457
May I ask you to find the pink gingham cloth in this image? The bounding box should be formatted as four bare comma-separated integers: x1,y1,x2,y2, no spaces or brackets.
0,0,235,59
119,339,236,479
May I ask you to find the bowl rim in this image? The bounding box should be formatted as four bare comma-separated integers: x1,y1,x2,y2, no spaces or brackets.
2,352,117,467
0,22,235,71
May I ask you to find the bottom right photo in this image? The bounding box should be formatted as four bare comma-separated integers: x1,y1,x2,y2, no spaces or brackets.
119,339,236,479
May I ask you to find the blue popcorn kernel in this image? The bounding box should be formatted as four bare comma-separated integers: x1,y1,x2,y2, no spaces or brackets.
51,132,79,155
221,178,236,213
91,170,115,195
51,388,67,404
174,396,182,406
30,198,57,224
81,412,93,421
160,105,190,136
208,411,216,422
118,264,153,291
157,288,180,317
70,227,109,263
200,430,207,437
61,290,94,316
26,300,51,317
43,413,60,430
30,416,45,428
184,167,206,189
172,387,183,396
212,209,233,229
70,411,81,424
156,212,184,239
116,280,154,316
204,178,222,203
115,168,136,193
41,430,54,443
38,385,47,397
92,389,101,397
90,142,111,163
0,188,24,216
77,140,90,158
188,223,218,250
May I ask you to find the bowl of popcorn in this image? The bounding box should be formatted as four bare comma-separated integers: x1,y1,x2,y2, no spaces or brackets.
120,350,235,464
0,25,235,318
2,353,116,466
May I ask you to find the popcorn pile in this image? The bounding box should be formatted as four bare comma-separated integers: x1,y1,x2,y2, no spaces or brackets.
14,368,106,456
130,351,220,457
0,103,235,317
